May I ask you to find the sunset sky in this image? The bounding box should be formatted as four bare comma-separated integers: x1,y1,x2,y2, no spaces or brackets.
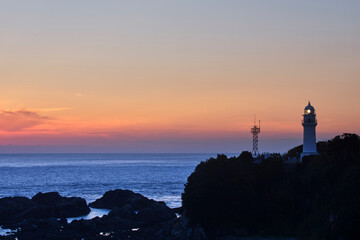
1,1,359,153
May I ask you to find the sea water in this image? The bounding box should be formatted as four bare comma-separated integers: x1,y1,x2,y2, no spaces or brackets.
0,153,221,208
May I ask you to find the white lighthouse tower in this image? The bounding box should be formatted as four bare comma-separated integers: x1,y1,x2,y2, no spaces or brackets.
301,101,318,161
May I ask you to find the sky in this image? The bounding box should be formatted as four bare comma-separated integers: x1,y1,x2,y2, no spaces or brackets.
0,0,359,153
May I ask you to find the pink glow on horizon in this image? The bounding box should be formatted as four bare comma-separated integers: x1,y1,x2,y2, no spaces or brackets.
0,1,359,152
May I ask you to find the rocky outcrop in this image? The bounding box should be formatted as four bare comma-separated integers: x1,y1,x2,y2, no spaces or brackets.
0,192,90,225
171,214,207,240
89,189,176,225
31,192,90,218
0,197,35,221
90,189,153,209
1,190,179,240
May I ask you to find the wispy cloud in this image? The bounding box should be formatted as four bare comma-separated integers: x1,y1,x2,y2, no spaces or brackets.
32,107,72,112
0,109,51,132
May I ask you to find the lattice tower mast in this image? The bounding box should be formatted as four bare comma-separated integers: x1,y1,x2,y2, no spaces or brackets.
251,116,261,156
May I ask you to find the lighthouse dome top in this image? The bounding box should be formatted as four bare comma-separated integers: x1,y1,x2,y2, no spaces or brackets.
305,102,314,110
304,101,315,115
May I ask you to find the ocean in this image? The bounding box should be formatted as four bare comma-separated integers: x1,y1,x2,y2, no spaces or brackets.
0,153,223,208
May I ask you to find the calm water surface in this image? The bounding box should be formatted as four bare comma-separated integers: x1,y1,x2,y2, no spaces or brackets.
0,153,224,208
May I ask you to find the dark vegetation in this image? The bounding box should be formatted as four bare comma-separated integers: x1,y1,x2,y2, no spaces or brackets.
182,133,360,239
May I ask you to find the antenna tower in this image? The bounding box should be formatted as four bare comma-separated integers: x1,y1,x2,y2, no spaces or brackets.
251,116,261,156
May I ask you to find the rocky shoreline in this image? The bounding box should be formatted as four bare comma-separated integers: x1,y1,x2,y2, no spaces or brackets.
2,134,359,239
0,189,207,240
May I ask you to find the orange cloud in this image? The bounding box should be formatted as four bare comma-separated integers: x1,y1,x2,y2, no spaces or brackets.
0,109,50,132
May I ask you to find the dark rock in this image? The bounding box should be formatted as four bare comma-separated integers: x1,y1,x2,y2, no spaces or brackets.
2,190,178,240
0,192,90,228
90,189,176,226
89,189,150,210
15,205,49,219
108,204,137,220
68,219,97,235
171,215,207,240
136,201,177,224
31,192,90,218
7,217,68,240
0,197,35,221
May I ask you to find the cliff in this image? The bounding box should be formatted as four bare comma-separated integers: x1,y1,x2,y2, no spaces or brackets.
182,134,360,240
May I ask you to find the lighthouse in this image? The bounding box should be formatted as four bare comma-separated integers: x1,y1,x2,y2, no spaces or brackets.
301,101,318,160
